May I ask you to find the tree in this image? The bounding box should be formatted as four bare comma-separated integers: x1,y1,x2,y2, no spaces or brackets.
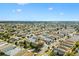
49,50,55,56
30,42,38,49
65,52,75,56
30,42,42,52
75,41,79,48
15,41,18,45
23,40,30,49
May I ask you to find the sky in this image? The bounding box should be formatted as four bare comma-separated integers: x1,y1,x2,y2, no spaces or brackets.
0,3,79,21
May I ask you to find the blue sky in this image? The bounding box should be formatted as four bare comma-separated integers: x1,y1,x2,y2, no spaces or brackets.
0,3,79,21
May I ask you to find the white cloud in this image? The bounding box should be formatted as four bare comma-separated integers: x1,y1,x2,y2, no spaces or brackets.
16,9,22,12
60,12,64,16
12,9,22,13
48,7,53,11
12,9,15,13
17,3,28,6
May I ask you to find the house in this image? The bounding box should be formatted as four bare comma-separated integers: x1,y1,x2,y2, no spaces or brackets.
1,45,16,53
15,50,33,56
5,47,22,56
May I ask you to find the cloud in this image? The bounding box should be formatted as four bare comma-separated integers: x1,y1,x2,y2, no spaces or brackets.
12,9,15,13
16,9,22,12
12,9,22,13
48,7,53,11
16,3,28,6
60,12,64,16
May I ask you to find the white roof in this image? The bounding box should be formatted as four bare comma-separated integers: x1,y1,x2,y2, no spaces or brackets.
5,47,22,56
